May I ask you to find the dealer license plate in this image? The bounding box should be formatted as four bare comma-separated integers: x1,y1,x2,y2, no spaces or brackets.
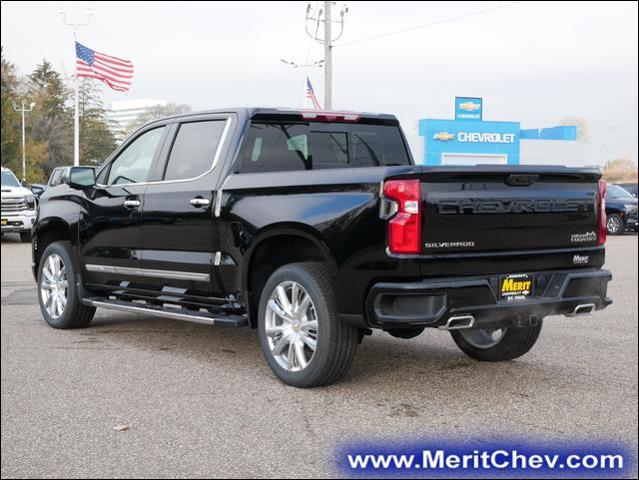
500,273,533,301
1,219,7,226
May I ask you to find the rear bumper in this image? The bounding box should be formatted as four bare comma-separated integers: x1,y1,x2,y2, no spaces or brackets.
365,268,612,329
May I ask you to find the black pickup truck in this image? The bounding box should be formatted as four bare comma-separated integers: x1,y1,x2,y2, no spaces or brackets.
32,108,612,387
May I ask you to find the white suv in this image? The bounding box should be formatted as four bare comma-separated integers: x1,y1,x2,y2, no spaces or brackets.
1,167,37,242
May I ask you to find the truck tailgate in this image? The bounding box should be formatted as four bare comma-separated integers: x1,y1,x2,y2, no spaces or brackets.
419,167,603,254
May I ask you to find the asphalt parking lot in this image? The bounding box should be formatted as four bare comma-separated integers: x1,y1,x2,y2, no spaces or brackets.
1,234,637,478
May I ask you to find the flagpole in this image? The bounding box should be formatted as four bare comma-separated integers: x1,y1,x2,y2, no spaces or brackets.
58,9,93,166
73,31,80,166
303,74,308,109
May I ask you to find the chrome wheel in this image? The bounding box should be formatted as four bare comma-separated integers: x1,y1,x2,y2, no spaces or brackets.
607,216,622,234
264,280,318,372
459,327,506,349
40,253,68,320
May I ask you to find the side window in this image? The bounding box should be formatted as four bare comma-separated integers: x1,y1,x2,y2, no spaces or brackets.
107,127,166,185
238,123,309,173
48,170,62,187
163,120,226,181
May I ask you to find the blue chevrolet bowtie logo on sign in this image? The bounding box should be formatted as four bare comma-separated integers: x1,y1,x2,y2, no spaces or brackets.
455,97,482,121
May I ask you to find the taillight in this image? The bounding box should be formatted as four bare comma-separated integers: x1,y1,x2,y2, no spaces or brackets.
598,179,607,245
383,179,421,254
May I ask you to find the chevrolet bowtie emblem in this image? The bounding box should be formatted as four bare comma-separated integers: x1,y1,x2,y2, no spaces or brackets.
458,101,481,112
433,132,455,142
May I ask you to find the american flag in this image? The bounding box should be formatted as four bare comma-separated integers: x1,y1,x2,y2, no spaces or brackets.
306,76,321,110
76,42,134,93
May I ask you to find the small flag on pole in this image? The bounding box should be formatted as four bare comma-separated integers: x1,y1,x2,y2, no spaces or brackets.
306,76,322,110
75,42,134,93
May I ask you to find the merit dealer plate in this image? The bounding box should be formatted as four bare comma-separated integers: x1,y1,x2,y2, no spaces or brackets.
1,219,7,226
500,273,533,301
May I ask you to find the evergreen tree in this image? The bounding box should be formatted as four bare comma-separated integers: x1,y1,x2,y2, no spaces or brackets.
78,80,117,165
1,47,22,174
28,59,73,175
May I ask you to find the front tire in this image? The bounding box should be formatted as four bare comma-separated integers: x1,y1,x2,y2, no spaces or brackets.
20,231,32,242
257,262,359,388
450,320,543,362
606,213,624,235
37,241,95,329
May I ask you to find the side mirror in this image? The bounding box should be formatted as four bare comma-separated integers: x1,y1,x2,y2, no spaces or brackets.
30,184,46,197
69,167,96,190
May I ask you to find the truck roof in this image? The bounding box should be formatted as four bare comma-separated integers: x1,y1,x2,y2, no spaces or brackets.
154,107,399,123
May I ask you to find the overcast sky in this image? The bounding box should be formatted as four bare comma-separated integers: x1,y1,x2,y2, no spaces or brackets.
2,1,637,166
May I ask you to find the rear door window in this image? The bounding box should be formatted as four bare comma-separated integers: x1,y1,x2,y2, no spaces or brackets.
163,120,227,181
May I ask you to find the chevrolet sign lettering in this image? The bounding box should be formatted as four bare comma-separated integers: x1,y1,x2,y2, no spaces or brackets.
457,132,516,144
438,198,595,215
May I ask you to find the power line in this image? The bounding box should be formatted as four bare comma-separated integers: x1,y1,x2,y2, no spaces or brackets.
334,1,524,48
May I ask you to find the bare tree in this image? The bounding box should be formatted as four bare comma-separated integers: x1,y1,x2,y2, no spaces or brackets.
559,117,590,142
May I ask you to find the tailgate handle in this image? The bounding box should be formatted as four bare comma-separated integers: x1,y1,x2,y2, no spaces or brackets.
505,174,539,187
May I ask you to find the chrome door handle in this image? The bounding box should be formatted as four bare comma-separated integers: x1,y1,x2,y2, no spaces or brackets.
123,200,141,209
190,198,210,208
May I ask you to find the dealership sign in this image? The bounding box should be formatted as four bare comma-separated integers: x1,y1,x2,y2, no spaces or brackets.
455,97,483,121
420,118,521,166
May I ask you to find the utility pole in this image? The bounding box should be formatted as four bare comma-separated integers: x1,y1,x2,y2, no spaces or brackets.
305,2,348,110
323,2,332,110
58,8,93,166
12,101,36,183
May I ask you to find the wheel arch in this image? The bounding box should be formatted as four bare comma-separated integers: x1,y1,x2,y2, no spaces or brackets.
33,217,75,273
242,224,338,328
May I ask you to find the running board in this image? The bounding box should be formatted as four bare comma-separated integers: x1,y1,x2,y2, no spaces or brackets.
83,298,248,327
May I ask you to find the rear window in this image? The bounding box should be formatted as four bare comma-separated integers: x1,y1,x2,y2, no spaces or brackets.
237,121,410,173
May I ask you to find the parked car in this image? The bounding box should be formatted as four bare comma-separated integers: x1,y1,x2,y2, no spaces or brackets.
615,182,637,198
605,184,638,234
32,108,612,387
1,167,37,242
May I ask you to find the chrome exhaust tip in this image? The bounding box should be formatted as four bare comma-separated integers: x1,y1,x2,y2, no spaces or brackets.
567,303,596,317
439,315,475,330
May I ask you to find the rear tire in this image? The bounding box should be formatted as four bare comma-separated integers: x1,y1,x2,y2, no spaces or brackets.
37,241,95,329
606,214,624,235
257,262,359,388
20,231,32,242
450,320,543,362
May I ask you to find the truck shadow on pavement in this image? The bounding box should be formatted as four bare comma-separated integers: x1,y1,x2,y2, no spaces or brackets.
3,282,570,399
63,309,560,392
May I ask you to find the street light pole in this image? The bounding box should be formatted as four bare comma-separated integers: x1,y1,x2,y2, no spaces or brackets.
58,9,93,166
12,101,35,183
